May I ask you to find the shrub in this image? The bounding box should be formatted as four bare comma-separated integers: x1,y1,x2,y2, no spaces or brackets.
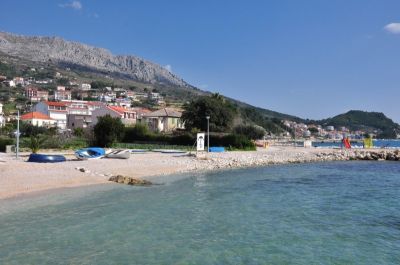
0,137,14,152
214,134,256,150
123,123,152,142
233,124,266,140
73,128,84,137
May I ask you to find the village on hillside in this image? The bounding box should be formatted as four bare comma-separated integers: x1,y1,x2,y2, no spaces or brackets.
0,71,382,141
0,72,186,134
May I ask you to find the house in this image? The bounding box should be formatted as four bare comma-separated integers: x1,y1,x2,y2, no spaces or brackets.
20,112,56,127
53,86,72,101
81,83,91,91
115,98,132,108
13,77,25,86
67,114,92,130
92,105,137,126
25,86,49,102
3,80,16,87
142,108,184,132
34,101,68,129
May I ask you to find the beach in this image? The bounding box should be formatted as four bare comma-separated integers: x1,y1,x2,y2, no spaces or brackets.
0,146,397,200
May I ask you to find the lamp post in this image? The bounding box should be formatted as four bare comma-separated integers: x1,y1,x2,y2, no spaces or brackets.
206,116,210,152
16,109,20,159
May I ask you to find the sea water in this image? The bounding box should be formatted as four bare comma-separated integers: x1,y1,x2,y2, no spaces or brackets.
0,161,399,264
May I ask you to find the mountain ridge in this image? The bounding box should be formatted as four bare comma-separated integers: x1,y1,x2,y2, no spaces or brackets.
0,31,189,88
1,31,399,136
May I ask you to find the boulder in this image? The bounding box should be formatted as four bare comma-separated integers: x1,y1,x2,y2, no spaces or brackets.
109,175,152,186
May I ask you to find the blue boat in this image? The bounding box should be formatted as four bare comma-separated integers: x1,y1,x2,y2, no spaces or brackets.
209,147,225,152
75,147,105,160
28,153,66,163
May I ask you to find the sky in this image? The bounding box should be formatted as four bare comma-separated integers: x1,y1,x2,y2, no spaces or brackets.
1,0,400,122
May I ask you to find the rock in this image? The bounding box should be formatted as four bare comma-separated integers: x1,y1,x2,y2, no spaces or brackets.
109,175,152,186
77,167,90,173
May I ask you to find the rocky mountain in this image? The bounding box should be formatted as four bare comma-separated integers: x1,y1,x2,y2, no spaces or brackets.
0,31,188,88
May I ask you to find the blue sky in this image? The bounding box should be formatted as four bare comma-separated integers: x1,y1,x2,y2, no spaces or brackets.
1,0,400,122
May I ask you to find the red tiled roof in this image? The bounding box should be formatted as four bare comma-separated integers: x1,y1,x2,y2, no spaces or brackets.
87,101,105,106
108,106,136,114
45,101,67,107
21,112,53,120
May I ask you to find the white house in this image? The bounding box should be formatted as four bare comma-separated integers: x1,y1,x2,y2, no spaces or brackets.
54,86,72,101
91,105,137,126
34,101,68,129
81,83,91,90
20,112,56,127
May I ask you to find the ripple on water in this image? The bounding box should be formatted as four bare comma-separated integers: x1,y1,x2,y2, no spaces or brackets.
0,161,399,265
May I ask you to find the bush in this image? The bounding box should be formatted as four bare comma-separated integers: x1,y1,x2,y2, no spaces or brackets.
210,134,256,150
73,128,84,137
123,123,152,142
233,124,266,140
21,123,48,137
0,137,14,152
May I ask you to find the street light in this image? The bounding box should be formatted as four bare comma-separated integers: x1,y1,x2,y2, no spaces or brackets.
206,116,210,153
16,109,20,159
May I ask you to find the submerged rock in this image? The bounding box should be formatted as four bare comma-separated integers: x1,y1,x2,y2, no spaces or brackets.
109,175,152,186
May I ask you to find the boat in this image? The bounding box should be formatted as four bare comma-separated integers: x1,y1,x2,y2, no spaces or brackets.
28,153,66,163
105,149,131,159
209,147,225,152
157,149,187,154
130,149,149,153
75,147,105,160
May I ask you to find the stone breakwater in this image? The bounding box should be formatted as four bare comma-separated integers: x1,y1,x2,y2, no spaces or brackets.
185,149,400,172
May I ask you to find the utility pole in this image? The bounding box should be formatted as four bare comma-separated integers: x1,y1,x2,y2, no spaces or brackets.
16,109,20,159
206,116,210,152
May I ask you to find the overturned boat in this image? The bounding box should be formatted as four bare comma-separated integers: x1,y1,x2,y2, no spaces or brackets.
75,147,105,160
105,149,131,159
28,153,66,163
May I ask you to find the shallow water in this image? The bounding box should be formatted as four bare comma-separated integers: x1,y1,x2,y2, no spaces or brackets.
1,161,400,264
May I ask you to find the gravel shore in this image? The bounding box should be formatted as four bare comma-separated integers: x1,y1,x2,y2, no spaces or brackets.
0,146,398,200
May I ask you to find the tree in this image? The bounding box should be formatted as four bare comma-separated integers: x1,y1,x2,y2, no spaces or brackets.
181,95,236,132
28,135,47,153
93,115,125,147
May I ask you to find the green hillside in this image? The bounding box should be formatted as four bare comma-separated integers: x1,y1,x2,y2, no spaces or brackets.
320,110,400,138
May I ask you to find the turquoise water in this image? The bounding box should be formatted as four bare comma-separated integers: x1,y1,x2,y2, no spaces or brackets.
1,161,400,264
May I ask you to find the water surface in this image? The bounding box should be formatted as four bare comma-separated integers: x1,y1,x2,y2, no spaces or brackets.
1,161,399,264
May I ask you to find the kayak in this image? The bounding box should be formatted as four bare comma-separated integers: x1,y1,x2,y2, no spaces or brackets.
28,153,66,163
75,147,105,160
105,149,131,159
209,147,225,152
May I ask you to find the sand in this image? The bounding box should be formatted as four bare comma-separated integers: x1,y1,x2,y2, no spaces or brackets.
0,147,361,200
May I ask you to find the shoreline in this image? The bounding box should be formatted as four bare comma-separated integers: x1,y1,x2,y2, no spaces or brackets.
0,146,399,200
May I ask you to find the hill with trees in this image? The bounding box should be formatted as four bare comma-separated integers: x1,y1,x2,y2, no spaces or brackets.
319,110,400,138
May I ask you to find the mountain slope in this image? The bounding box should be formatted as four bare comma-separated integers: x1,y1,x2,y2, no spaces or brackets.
0,31,188,88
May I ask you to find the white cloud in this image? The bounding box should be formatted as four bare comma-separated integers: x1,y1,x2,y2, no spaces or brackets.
59,1,82,10
384,23,400,34
164,64,172,72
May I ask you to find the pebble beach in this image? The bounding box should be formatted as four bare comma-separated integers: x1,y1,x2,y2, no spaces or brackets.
0,146,399,200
